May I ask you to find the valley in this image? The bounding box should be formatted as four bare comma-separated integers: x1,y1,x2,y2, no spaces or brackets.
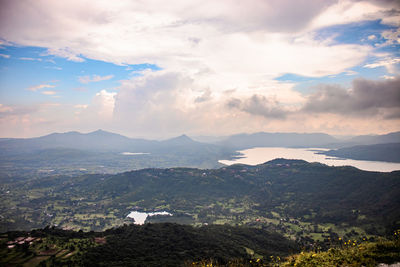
1,160,399,245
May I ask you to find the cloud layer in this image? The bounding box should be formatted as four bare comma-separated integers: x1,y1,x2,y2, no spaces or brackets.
0,0,399,137
0,0,386,78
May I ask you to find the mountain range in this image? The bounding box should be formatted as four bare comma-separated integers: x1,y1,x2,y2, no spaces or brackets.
2,129,399,152
0,130,399,177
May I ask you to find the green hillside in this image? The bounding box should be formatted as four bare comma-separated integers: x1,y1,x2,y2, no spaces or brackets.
0,223,298,266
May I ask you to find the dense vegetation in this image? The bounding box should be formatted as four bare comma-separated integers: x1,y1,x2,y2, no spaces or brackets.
281,237,400,267
1,224,399,266
1,223,299,266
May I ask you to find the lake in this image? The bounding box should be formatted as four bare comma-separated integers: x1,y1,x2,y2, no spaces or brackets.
126,211,172,225
219,147,400,172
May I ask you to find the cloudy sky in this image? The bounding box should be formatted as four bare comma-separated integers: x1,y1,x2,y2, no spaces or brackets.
0,0,399,138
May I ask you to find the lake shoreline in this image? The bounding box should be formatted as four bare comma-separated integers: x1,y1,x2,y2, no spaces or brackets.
219,147,400,172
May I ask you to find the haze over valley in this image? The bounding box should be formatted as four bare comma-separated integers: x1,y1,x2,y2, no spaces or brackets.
0,0,399,266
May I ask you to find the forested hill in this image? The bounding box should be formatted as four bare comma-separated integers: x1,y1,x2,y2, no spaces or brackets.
2,159,399,235
1,223,299,266
2,223,399,266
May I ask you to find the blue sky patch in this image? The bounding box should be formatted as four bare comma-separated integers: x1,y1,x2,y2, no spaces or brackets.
0,45,160,105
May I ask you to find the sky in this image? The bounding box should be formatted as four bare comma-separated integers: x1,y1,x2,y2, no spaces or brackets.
0,0,399,138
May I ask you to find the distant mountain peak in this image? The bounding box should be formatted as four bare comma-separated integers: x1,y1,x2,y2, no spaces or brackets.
89,129,109,134
164,134,195,144
87,129,125,137
177,134,191,139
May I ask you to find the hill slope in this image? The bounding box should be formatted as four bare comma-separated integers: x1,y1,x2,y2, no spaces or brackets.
2,159,399,237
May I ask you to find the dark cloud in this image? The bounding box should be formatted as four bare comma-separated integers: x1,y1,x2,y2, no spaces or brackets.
227,94,288,119
194,89,212,103
358,0,400,9
303,76,400,118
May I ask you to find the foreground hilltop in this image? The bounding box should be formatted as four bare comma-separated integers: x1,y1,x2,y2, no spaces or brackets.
1,223,399,266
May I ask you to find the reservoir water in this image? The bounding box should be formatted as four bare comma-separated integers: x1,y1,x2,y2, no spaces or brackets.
126,211,172,225
219,147,400,172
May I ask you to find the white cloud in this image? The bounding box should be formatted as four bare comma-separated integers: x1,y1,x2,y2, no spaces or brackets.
310,0,400,29
110,70,400,137
0,53,10,58
27,84,55,92
0,0,383,79
44,48,85,62
381,28,400,46
364,57,400,73
78,74,114,84
382,75,395,80
41,90,57,95
91,90,116,120
111,69,306,137
0,104,13,113
19,57,42,61
345,70,358,76
74,104,88,109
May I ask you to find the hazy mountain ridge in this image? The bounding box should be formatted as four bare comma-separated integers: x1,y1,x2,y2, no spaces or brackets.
2,129,399,152
322,143,400,163
1,130,399,177
216,132,340,149
0,130,215,154
0,130,238,175
0,129,155,153
347,131,400,145
214,131,400,149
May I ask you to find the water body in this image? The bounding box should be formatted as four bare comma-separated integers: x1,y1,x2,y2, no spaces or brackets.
219,147,400,172
126,211,172,225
